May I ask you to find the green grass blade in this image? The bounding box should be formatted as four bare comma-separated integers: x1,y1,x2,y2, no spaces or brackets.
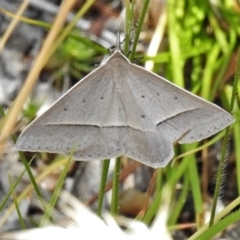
110,157,121,215
40,155,72,226
97,159,110,216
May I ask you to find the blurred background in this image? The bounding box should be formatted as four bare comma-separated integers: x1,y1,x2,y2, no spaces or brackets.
0,0,239,239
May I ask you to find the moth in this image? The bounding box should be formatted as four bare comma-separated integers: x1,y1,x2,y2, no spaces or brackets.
16,35,234,168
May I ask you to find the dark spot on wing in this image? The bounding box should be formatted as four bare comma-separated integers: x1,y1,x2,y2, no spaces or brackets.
141,95,145,98
83,99,86,103
100,97,104,100
141,115,145,118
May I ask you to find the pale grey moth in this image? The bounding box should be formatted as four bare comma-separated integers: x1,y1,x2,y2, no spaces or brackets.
16,35,234,168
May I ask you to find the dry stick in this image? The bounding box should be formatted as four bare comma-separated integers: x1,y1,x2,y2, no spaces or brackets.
0,0,30,52
137,169,157,219
144,5,167,71
0,0,76,157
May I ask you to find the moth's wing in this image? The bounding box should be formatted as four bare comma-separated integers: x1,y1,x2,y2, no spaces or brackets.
17,124,126,160
16,63,127,158
125,129,174,168
27,64,127,126
124,63,234,143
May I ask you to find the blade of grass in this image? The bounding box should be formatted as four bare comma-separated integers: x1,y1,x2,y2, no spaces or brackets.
129,0,151,62
209,127,232,227
124,0,135,56
167,0,184,87
211,50,232,102
0,156,68,227
189,195,240,239
167,173,189,225
0,156,34,213
142,187,162,224
97,159,110,216
201,44,220,100
0,0,30,52
168,156,192,187
234,116,240,194
208,13,229,54
155,168,163,194
195,208,240,240
173,130,229,163
208,49,238,227
231,48,240,195
186,144,203,229
0,106,43,201
18,151,43,199
40,154,73,226
110,157,121,215
8,173,26,230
